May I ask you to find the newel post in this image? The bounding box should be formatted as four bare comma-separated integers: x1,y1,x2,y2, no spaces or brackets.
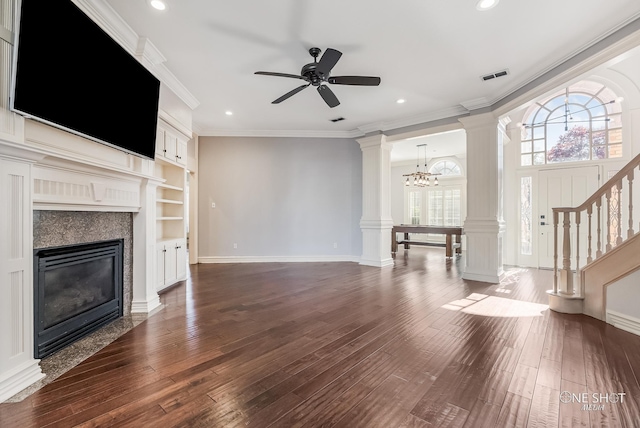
560,211,573,295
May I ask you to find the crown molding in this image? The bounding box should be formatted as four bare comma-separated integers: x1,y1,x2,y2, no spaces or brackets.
197,128,363,139
73,0,200,111
72,0,138,55
460,97,492,110
136,37,166,65
357,105,470,135
195,105,470,140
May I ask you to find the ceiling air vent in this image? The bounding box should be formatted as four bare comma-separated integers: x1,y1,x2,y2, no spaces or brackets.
481,69,509,81
330,117,345,122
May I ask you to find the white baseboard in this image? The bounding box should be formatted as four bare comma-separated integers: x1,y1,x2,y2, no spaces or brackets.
131,296,162,314
359,257,394,268
0,359,45,402
461,270,502,284
606,309,640,336
198,255,361,264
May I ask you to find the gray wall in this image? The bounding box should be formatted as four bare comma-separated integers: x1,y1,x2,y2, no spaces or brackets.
198,136,362,259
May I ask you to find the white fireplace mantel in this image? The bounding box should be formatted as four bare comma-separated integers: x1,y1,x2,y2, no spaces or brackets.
0,119,165,402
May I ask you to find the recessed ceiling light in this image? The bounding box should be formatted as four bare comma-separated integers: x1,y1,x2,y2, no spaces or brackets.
396,99,406,104
225,111,233,116
150,0,166,11
476,0,499,11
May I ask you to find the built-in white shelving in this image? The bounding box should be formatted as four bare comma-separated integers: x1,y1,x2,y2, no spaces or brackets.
154,120,189,291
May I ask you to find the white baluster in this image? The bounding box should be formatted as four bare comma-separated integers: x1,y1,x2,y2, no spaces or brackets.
629,170,634,238
553,210,558,294
575,211,581,296
616,180,623,246
596,198,602,258
606,189,612,252
587,206,593,264
561,212,573,295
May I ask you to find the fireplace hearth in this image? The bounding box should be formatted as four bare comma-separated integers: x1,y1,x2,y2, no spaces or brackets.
33,239,124,359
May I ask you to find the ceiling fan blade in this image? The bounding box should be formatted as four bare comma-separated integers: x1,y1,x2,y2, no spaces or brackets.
255,71,309,81
272,84,310,104
328,76,381,86
315,48,342,77
317,85,340,108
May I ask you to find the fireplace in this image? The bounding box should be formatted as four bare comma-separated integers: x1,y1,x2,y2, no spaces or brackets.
33,239,124,359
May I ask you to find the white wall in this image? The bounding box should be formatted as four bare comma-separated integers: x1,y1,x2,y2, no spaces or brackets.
197,136,362,261
607,269,640,320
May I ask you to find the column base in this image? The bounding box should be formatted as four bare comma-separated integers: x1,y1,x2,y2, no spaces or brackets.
462,269,504,284
359,257,394,268
131,296,162,314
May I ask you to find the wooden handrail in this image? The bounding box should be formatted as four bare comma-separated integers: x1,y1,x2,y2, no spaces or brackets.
553,152,640,214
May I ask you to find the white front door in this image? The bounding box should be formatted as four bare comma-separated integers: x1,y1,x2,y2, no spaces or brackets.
538,165,599,269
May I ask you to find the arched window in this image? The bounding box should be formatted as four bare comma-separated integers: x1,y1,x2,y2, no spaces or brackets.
429,160,462,176
520,80,623,166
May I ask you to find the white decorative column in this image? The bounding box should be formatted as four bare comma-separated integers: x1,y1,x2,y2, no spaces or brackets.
0,5,45,399
0,156,45,402
459,113,507,283
357,134,394,267
131,174,162,313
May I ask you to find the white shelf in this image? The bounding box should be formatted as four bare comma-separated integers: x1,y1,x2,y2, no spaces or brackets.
154,127,187,292
157,183,183,191
157,198,184,205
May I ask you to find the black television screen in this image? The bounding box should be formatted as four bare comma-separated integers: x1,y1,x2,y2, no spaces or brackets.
11,0,160,160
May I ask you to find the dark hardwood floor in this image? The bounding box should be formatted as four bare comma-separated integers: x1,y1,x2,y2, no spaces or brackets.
1,248,639,427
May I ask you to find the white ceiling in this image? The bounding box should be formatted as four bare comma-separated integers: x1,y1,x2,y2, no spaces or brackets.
390,130,467,164
106,0,640,137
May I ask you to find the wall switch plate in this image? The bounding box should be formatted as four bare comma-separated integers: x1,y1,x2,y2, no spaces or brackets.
211,202,216,208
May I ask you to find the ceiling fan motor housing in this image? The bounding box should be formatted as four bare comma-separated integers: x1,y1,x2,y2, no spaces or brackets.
302,63,323,85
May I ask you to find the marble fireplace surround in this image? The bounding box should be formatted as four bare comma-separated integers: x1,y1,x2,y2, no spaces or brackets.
0,122,166,402
33,211,134,316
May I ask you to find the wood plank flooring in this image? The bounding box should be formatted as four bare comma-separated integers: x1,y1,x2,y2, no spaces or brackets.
1,247,640,427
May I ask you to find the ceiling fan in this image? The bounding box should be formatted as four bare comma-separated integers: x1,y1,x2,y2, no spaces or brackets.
255,47,381,108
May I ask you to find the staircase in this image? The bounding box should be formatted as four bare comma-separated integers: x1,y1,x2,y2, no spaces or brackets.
548,152,640,320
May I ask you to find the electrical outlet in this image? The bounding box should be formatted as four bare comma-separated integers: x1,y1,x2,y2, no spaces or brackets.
333,242,338,249
233,243,237,249
211,202,216,208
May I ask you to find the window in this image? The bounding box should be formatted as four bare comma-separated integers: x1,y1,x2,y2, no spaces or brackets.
429,160,462,176
427,188,461,226
520,177,532,255
520,80,623,166
408,191,421,225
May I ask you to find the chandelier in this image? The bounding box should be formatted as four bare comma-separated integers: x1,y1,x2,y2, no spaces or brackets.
403,144,440,187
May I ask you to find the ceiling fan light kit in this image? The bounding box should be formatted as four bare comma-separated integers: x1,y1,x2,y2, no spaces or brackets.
255,47,381,108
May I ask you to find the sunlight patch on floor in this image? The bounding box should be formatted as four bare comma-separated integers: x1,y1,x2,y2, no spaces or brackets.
442,293,548,317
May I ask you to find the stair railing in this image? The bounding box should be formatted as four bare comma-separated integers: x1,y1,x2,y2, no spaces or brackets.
552,152,640,298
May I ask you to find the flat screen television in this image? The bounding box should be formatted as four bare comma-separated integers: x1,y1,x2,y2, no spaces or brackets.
11,0,160,160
